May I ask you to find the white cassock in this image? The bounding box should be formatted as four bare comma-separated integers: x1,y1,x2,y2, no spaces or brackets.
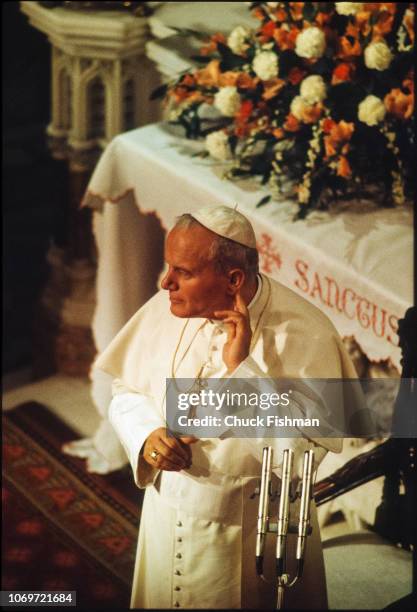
94,274,361,609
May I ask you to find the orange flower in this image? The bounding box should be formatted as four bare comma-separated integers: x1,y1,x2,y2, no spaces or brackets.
170,86,190,103
237,100,253,121
332,62,355,85
324,121,354,158
186,91,206,104
237,73,260,89
315,11,332,27
260,21,276,41
262,78,286,100
287,67,307,85
354,4,397,38
252,7,265,20
284,113,301,132
273,127,285,139
337,35,362,59
234,100,255,137
346,22,360,39
289,2,304,21
195,60,221,87
355,11,372,37
273,25,300,50
384,88,414,120
218,71,239,87
332,121,355,141
337,155,352,178
275,8,288,22
181,74,196,87
217,71,258,89
373,10,395,38
200,33,226,56
322,118,336,134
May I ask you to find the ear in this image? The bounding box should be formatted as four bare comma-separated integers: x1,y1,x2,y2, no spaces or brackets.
226,269,245,295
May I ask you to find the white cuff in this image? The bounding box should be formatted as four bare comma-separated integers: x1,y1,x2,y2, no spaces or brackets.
108,393,164,488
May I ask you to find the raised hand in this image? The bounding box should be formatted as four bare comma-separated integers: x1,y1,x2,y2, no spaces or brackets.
214,291,252,373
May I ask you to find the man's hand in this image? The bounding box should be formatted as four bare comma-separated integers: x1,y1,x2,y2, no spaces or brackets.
143,427,198,471
214,291,252,373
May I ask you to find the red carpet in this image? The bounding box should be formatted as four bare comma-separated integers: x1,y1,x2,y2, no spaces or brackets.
2,402,143,609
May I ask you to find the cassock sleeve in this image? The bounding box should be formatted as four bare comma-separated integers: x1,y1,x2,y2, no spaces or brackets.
109,379,164,488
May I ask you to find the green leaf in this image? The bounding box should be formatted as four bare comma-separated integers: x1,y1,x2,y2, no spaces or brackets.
190,55,213,64
149,83,169,100
256,195,271,208
217,42,246,70
303,2,317,21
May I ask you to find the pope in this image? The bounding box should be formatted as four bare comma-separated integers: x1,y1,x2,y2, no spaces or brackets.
94,204,360,609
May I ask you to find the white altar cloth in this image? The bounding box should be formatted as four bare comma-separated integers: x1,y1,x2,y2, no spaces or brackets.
68,122,412,475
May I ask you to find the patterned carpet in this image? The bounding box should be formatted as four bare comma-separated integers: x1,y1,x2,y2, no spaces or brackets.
2,402,143,609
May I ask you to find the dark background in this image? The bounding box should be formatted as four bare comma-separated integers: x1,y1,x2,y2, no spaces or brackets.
2,1,68,374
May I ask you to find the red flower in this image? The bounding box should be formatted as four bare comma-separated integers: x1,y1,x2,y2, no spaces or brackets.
261,21,276,41
235,100,255,137
200,33,227,56
273,25,300,50
332,62,355,85
237,100,254,121
324,121,355,158
337,155,352,178
322,118,336,134
384,88,414,120
283,114,301,132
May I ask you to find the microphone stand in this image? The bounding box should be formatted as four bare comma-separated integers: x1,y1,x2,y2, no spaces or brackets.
255,448,315,609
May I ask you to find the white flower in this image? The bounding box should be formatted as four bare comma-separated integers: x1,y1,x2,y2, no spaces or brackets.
214,87,241,117
335,3,364,16
252,51,279,80
300,75,327,104
205,130,232,160
266,2,279,7
364,41,393,71
295,27,326,59
358,95,386,126
290,95,309,120
227,25,250,55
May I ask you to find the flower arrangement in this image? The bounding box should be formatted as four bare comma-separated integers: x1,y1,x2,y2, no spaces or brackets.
154,2,414,218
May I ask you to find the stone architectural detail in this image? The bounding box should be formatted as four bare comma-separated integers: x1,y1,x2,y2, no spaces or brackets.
20,1,160,376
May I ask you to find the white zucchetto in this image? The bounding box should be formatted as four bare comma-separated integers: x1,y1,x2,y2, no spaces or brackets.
190,204,257,249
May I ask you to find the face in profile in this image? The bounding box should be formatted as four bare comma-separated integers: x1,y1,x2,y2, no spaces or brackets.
161,225,235,319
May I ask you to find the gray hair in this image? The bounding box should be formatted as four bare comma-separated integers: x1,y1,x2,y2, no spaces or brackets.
174,214,259,278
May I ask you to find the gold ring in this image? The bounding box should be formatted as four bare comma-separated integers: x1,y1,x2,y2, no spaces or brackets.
150,450,160,461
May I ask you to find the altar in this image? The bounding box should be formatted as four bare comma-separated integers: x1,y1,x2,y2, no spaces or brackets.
66,120,412,478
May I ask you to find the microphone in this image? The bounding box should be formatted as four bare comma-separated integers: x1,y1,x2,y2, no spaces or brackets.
296,450,315,578
276,449,294,577
256,446,273,575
